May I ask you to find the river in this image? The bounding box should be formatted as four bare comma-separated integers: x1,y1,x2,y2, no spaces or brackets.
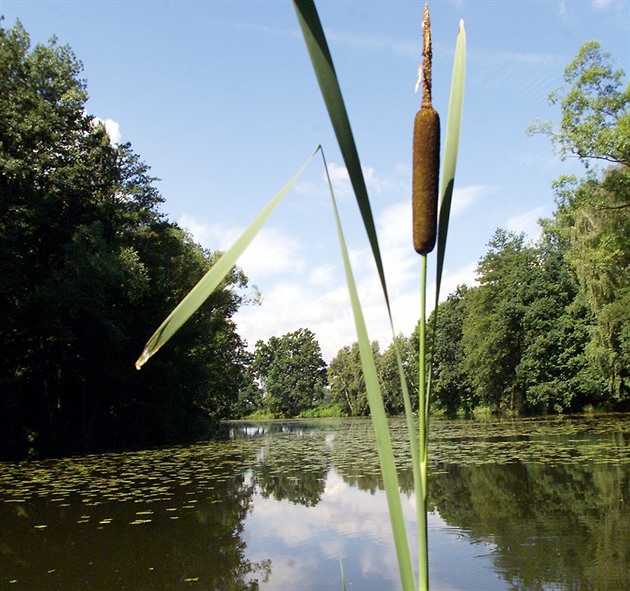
1,415,628,590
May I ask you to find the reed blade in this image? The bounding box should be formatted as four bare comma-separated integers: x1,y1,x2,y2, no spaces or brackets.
435,21,466,305
292,0,390,310
134,148,318,369
321,149,417,591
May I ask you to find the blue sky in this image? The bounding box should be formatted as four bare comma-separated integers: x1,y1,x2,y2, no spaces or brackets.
2,0,628,361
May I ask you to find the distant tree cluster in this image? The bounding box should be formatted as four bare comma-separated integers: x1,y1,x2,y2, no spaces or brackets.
440,40,629,415
0,22,252,459
327,337,417,416
240,328,328,418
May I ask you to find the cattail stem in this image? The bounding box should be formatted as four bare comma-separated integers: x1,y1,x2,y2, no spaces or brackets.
418,253,429,591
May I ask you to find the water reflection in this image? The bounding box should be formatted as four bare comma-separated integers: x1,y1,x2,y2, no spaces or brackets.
431,461,629,591
236,416,630,591
1,416,628,590
0,444,270,590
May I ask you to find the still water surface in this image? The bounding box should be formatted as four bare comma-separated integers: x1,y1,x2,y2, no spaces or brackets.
1,416,628,590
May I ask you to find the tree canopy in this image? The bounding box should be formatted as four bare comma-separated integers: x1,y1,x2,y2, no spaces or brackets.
251,328,327,417
0,22,252,459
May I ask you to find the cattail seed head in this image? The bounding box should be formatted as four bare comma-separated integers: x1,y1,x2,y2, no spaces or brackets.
412,106,440,255
412,4,440,256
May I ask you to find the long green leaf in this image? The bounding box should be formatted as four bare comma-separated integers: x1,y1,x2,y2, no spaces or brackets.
426,19,467,426
134,148,319,370
435,20,466,305
321,149,417,591
292,0,390,310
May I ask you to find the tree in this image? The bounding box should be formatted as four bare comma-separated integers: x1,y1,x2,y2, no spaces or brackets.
549,172,630,404
233,351,264,417
252,328,327,417
514,237,603,413
380,335,417,415
425,285,476,416
461,230,533,412
459,226,603,415
531,41,630,404
328,341,380,416
529,41,629,167
0,21,252,458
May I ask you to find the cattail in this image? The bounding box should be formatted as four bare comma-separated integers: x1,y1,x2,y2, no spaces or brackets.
412,4,440,255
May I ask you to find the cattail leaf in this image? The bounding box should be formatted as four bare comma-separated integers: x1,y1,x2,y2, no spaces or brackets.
435,20,466,303
321,149,417,591
134,148,319,369
427,19,466,421
292,0,391,312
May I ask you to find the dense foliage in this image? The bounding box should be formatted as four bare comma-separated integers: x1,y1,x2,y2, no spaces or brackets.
0,23,251,459
249,328,327,417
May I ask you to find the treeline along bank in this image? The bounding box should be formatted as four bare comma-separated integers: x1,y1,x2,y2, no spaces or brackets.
1,22,627,459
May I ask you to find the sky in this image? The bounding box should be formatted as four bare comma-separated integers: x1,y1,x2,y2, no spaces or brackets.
2,0,628,362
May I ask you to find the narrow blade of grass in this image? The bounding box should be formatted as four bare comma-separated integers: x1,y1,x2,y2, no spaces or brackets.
292,0,389,309
340,558,347,591
322,148,416,591
134,148,319,369
435,20,466,305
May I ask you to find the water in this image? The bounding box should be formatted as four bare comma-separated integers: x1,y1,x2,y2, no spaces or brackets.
1,415,628,590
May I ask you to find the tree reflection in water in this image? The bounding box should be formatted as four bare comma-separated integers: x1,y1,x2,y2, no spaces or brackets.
0,444,270,590
1,417,628,590
237,417,629,591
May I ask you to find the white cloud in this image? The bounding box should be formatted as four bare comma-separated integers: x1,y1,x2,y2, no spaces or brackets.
451,184,491,216
235,281,355,359
325,162,354,199
325,161,389,200
439,261,479,297
240,229,305,277
178,214,304,277
180,178,483,362
592,0,614,8
309,264,336,287
178,213,213,244
92,116,121,144
505,206,547,240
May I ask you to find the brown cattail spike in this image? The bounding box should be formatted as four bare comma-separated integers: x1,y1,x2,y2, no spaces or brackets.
412,3,440,255
421,3,433,109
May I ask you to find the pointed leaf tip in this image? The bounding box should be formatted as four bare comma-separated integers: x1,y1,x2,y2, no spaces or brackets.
135,350,149,370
